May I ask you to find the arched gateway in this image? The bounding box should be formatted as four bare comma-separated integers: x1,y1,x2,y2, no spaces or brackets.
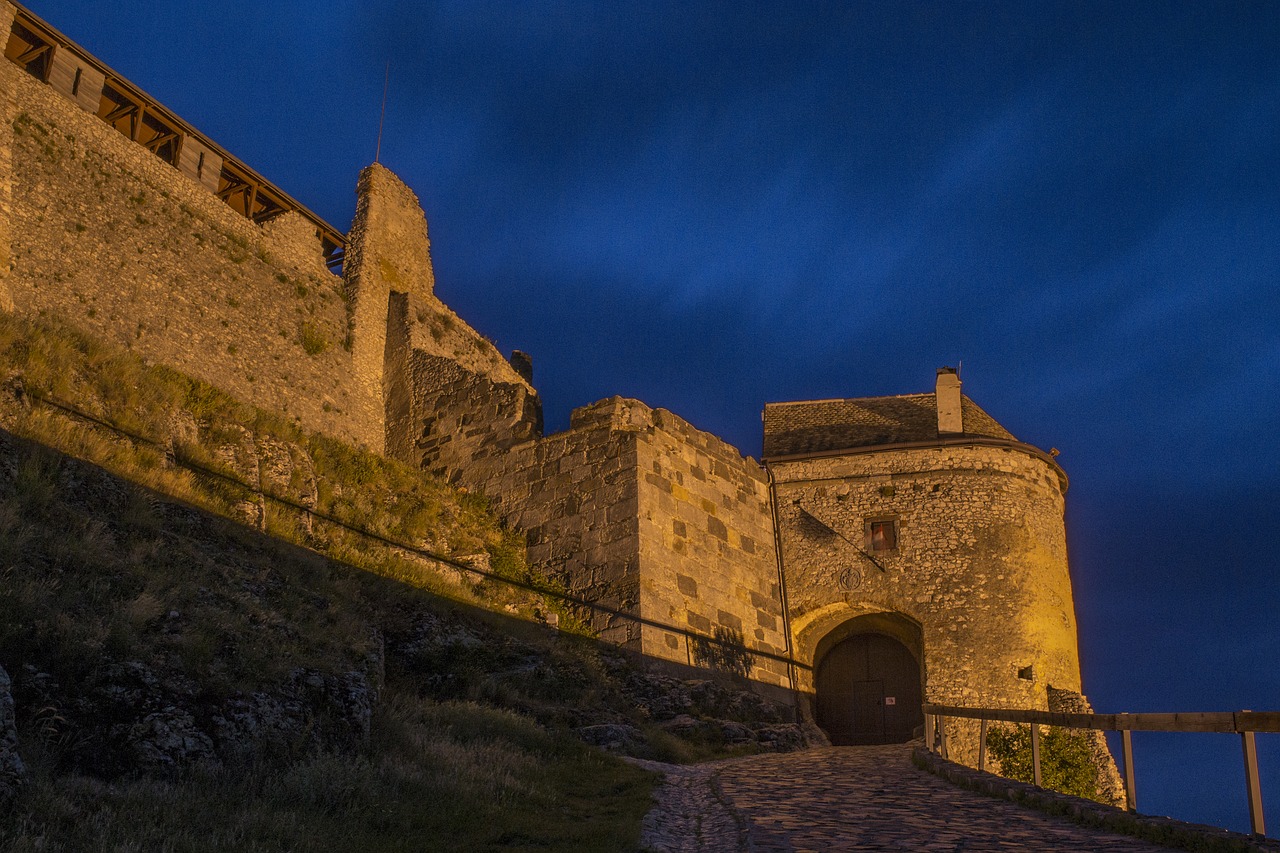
814,617,923,745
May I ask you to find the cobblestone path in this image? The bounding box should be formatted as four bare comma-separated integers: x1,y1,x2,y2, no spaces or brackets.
637,745,1173,852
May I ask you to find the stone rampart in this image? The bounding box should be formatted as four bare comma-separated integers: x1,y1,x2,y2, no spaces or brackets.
0,0,1097,721
0,53,374,445
390,288,541,475
634,407,788,684
0,2,20,311
432,393,790,685
480,399,643,646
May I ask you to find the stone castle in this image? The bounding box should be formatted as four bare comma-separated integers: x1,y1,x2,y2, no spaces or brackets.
0,1,1091,751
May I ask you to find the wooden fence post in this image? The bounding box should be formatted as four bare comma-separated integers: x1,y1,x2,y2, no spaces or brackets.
1030,722,1041,788
1122,728,1137,813
1242,728,1265,837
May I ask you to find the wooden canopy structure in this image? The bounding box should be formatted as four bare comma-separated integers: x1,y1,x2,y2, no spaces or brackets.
3,3,346,271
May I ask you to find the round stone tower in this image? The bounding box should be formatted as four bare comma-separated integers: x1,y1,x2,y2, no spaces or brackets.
763,369,1080,761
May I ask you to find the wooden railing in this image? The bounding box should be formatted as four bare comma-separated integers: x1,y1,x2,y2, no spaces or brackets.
923,703,1280,838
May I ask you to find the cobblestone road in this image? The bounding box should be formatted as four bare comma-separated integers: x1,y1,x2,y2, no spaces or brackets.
637,745,1174,852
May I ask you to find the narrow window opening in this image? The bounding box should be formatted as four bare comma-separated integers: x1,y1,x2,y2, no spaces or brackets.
71,67,82,96
196,151,205,179
867,519,898,552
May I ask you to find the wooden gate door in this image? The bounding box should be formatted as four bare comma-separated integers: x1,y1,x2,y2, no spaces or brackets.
815,633,922,745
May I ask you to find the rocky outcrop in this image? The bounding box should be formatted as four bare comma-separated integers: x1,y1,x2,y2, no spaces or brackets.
211,668,377,765
387,609,807,758
1,664,25,806
11,658,376,780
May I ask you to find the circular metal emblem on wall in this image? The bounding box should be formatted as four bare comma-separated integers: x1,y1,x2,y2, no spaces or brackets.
837,567,862,591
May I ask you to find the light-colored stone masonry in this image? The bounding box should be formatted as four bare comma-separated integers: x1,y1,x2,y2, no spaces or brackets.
349,168,787,682
0,50,376,446
0,2,16,312
396,360,790,685
770,442,1079,762
635,408,788,684
343,164,440,452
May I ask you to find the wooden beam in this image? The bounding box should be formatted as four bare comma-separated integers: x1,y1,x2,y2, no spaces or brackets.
1030,723,1042,787
143,131,178,152
104,102,137,124
16,44,50,64
1242,730,1266,837
923,704,1280,733
216,180,248,200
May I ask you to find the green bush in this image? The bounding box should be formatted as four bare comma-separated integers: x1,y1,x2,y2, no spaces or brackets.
299,321,328,355
986,723,1100,801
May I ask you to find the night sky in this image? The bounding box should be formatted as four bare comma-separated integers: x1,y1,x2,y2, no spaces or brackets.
30,0,1280,833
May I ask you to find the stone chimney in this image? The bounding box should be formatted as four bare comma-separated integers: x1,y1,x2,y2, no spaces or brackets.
936,368,963,435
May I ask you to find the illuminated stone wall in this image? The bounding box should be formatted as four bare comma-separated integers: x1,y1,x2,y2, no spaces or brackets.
343,164,441,452
633,406,788,685
0,2,19,311
770,442,1080,760
404,386,790,686
0,52,375,446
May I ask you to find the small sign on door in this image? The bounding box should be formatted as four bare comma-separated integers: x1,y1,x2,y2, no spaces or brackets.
884,697,896,706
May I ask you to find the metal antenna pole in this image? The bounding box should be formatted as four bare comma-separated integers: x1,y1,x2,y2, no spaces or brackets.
375,61,390,163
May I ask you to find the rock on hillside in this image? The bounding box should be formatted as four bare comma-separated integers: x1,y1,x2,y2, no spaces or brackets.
1,665,25,805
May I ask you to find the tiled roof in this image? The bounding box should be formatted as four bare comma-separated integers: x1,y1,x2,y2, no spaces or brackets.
762,393,1016,459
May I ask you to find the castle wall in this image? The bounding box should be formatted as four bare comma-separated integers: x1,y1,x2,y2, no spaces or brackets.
0,53,375,445
771,443,1080,757
342,164,440,451
0,2,1094,722
0,2,16,311
634,408,789,686
396,357,789,684
392,289,541,476
483,400,644,646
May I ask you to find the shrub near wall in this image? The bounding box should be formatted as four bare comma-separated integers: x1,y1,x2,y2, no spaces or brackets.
985,723,1101,803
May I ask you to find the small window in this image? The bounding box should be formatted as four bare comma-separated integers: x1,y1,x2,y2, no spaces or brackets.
867,519,898,552
196,151,205,179
72,67,82,96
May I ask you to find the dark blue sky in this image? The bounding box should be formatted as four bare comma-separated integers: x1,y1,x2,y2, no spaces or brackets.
32,0,1280,831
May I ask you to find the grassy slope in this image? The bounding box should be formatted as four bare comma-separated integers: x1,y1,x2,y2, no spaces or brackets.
0,314,663,850
8,700,653,852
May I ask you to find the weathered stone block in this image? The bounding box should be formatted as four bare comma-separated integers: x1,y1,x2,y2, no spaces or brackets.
687,612,712,632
